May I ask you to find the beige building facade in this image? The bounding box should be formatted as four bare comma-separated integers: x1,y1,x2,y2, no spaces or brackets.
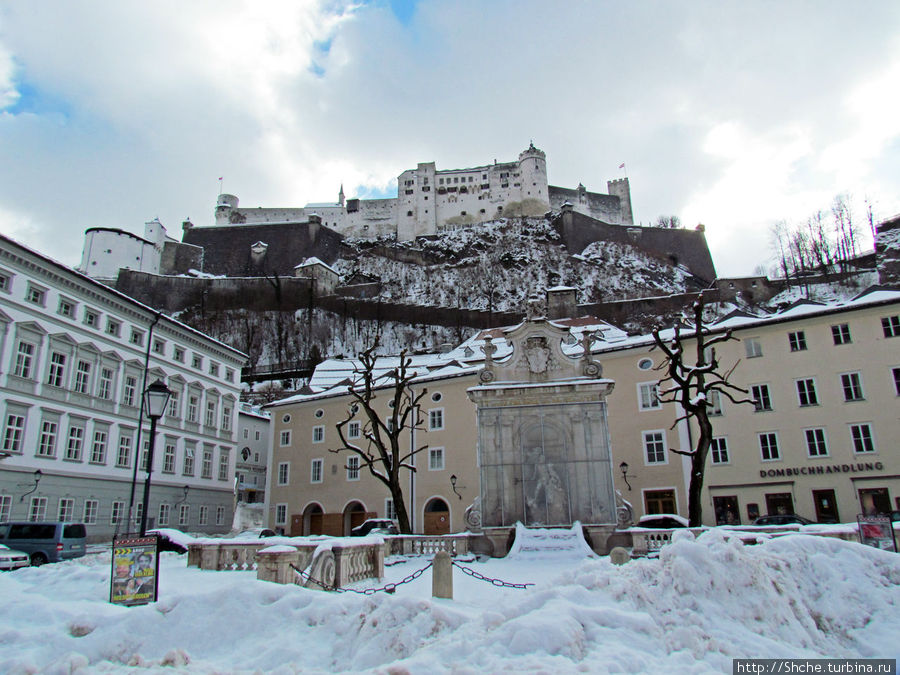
264,289,900,535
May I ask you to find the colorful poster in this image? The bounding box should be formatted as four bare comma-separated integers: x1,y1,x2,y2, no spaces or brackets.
857,515,898,553
110,535,159,606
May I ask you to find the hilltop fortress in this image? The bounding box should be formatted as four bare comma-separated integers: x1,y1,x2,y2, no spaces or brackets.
212,143,633,241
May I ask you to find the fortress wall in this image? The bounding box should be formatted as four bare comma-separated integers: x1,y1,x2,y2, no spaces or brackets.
555,210,717,283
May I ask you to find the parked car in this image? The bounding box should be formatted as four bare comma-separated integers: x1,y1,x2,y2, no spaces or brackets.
0,521,87,565
0,543,31,571
636,514,689,529
753,514,815,526
147,528,196,554
235,528,277,539
350,519,400,536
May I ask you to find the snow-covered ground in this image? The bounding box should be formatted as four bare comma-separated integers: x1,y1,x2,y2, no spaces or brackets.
1,530,898,673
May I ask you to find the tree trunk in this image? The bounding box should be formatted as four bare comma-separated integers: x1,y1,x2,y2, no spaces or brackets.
688,411,713,527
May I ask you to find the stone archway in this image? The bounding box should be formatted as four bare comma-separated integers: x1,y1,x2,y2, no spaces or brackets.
343,501,368,536
424,497,451,535
302,503,324,536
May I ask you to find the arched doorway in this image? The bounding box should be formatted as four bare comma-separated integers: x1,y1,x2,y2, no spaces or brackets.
297,503,324,536
343,501,368,536
424,497,450,535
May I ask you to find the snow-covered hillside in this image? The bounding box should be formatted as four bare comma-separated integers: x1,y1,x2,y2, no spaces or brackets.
337,218,692,311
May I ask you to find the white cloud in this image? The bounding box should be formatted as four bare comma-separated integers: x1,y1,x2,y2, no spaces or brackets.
0,1,899,276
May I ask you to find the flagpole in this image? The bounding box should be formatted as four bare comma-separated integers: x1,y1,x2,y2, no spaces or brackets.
218,177,223,196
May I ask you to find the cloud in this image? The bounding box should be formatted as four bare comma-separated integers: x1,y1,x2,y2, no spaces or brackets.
0,0,899,277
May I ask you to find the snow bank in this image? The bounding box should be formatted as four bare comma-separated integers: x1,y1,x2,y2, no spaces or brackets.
1,532,897,673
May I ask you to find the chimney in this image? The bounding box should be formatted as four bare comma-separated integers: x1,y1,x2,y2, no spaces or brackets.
546,286,577,320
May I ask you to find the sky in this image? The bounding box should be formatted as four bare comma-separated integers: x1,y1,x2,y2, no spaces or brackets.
1,1,899,276
2,526,899,672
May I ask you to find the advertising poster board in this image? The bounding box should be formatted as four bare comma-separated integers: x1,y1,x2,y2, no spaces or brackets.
856,515,897,553
110,535,159,606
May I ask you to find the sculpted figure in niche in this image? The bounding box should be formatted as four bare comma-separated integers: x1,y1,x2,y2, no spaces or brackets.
523,442,568,526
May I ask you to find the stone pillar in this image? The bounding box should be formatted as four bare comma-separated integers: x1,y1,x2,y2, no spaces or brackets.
432,551,453,599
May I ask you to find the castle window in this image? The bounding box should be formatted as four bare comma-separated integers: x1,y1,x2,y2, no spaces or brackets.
461,211,466,216
480,209,485,214
407,211,413,217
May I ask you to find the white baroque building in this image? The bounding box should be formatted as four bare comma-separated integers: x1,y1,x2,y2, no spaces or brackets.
0,234,247,542
214,143,634,240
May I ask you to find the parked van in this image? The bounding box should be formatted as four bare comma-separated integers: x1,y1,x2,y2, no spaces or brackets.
0,522,87,565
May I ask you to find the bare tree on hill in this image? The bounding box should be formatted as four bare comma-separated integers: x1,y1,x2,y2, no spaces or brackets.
652,295,755,526
330,339,429,534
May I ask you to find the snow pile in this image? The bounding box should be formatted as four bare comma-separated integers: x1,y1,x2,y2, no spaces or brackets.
0,531,897,673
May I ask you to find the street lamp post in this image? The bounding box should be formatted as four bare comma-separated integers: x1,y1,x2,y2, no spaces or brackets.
140,379,172,537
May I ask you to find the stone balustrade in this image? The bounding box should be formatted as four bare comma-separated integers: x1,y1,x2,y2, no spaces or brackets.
628,525,860,557
383,534,469,557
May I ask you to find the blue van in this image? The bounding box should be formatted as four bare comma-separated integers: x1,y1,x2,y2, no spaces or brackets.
0,521,87,565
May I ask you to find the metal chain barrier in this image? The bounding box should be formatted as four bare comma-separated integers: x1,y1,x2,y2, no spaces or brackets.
451,560,534,589
290,561,433,595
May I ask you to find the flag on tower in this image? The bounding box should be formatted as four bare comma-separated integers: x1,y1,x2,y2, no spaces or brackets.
618,163,625,169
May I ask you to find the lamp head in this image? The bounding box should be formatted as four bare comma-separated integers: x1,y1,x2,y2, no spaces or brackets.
144,379,172,420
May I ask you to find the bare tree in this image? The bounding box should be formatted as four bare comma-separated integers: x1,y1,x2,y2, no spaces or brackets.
652,295,755,526
330,340,429,534
655,215,681,229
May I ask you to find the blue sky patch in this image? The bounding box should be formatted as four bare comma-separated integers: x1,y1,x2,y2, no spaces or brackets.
4,77,72,119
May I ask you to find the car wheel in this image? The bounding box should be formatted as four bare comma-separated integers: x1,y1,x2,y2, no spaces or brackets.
30,552,48,566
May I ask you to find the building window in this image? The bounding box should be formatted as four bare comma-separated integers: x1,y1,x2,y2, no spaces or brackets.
429,447,445,471
65,424,84,461
428,408,444,431
188,395,199,423
243,428,249,440
123,376,137,407
707,389,723,416
643,430,667,464
347,456,360,481
280,430,291,447
850,423,875,453
2,411,26,454
140,439,150,472
198,505,208,525
805,428,828,457
311,458,323,483
0,269,11,294
744,338,762,358
201,448,213,479
841,372,864,402
218,449,230,480
225,368,235,383
638,382,661,410
312,426,325,443
173,346,185,362
106,319,121,337
90,429,107,464
152,339,165,355
167,391,180,419
58,498,75,522
83,308,99,328
205,400,217,427
134,502,143,526
222,405,232,432
83,499,99,525
25,283,46,306
759,432,780,461
14,341,36,379
209,362,220,377
644,489,677,515
275,504,287,526
179,505,190,527
74,360,92,395
882,316,900,338
37,420,58,457
278,462,290,485
385,498,396,520
192,354,202,369
0,495,9,522
47,352,67,387
29,496,48,522
158,503,170,526
58,298,76,318
129,328,144,346
163,442,176,473
216,506,225,526
110,501,125,525
710,437,729,464
788,331,807,352
796,378,818,406
183,445,195,476
255,430,260,441
893,367,900,396
831,323,851,345
97,367,113,400
116,434,132,468
314,409,324,418
348,421,361,439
